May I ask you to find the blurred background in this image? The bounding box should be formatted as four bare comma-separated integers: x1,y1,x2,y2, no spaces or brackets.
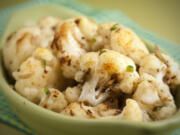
0,0,179,135
0,0,180,44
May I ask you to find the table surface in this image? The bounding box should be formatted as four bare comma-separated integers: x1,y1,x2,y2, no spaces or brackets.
0,0,180,135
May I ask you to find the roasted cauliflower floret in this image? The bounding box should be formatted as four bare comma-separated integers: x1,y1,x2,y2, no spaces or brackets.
64,85,82,103
111,24,149,65
3,26,41,74
139,54,167,80
37,16,62,48
120,99,143,121
52,20,86,78
39,88,68,112
61,102,120,119
155,48,180,89
38,16,62,30
92,22,116,50
94,22,149,65
61,99,143,121
74,16,97,42
3,17,61,74
12,47,66,103
77,49,139,106
133,73,176,120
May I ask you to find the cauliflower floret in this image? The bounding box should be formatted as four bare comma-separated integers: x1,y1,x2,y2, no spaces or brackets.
52,18,95,78
39,88,68,112
77,49,139,106
100,99,144,121
155,48,180,89
3,26,41,74
115,71,139,94
94,22,149,65
133,73,176,120
61,99,143,121
139,54,167,80
64,85,82,103
111,25,149,65
74,16,97,42
91,22,116,50
61,102,92,118
38,16,62,30
61,102,120,119
12,47,66,103
120,99,143,121
37,16,62,48
3,17,61,74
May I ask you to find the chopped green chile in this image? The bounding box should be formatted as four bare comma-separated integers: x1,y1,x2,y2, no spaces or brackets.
126,65,134,72
91,38,96,44
110,23,119,31
153,105,164,112
99,49,106,55
44,88,50,95
41,59,46,69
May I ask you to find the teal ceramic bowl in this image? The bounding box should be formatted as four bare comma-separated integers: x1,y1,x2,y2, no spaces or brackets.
0,4,180,135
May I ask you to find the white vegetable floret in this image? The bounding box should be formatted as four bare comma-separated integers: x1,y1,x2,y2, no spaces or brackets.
3,16,61,74
64,85,82,103
37,16,62,48
155,48,180,89
94,22,149,65
77,49,139,106
120,99,143,121
39,88,68,112
12,47,66,103
38,16,62,30
3,26,41,73
52,17,98,79
139,54,167,80
61,102,120,119
133,73,176,120
61,99,143,121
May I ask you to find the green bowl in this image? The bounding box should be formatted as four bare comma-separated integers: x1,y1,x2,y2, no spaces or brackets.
0,4,180,135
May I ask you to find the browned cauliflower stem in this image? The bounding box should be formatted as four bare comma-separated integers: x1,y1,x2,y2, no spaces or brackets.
3,16,180,122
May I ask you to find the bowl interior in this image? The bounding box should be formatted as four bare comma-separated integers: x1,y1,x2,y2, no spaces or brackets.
0,3,180,133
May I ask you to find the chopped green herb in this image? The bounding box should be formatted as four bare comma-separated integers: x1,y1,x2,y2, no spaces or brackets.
99,49,106,55
44,88,50,95
110,23,119,31
153,105,164,112
126,65,134,72
91,38,96,44
41,59,46,69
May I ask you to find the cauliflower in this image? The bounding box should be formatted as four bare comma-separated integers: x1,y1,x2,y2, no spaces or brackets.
133,73,176,120
77,49,139,106
155,47,180,89
3,26,41,74
73,16,98,42
120,99,143,121
12,47,67,103
94,22,149,65
61,99,143,121
51,17,97,78
3,16,61,74
61,102,120,119
139,54,167,80
37,16,62,48
38,16,62,30
39,88,68,112
64,85,82,103
91,22,115,50
3,16,179,121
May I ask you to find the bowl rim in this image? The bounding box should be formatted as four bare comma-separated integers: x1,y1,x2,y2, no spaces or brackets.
0,3,180,132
